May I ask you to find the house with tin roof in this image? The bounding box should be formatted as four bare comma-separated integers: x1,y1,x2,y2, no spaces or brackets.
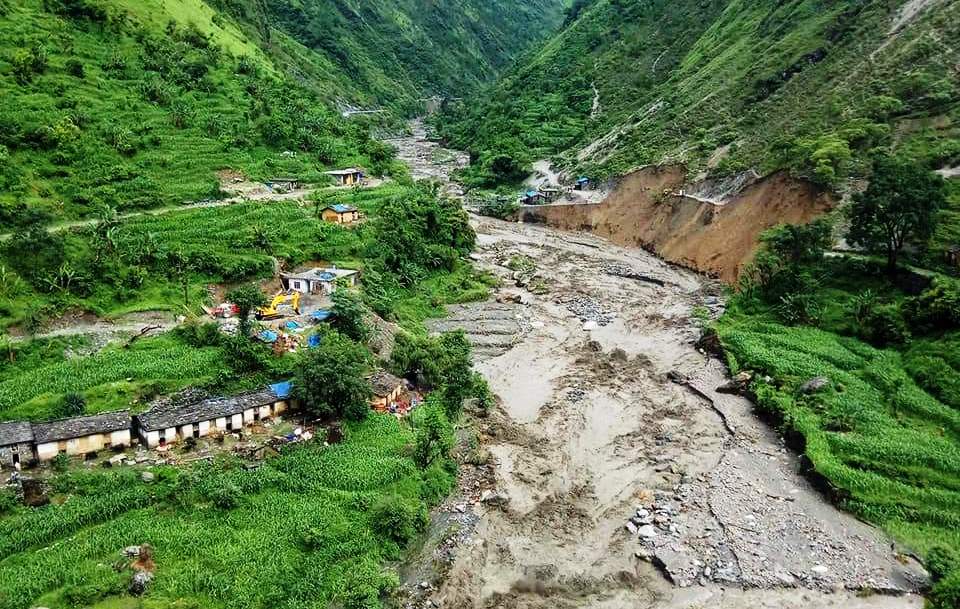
281,267,359,296
32,411,132,461
324,168,364,186
321,203,360,225
135,386,292,448
0,422,34,468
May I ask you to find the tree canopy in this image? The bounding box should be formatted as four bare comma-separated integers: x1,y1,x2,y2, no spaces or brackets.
848,155,946,272
293,331,372,421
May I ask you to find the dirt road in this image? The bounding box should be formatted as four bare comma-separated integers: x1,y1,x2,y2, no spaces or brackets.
423,217,924,609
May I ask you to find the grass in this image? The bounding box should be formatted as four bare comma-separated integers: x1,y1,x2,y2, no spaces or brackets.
0,414,454,609
714,263,960,565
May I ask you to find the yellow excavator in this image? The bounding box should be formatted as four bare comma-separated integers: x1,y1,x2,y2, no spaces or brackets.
256,291,301,320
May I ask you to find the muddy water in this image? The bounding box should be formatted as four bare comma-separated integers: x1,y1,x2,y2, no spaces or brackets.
393,130,925,609
428,219,924,609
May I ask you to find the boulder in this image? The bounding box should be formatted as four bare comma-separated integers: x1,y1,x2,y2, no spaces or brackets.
799,376,831,395
141,471,155,483
716,371,753,395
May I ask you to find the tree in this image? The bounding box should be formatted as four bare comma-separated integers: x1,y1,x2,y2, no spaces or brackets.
293,331,372,420
331,288,369,342
227,283,267,336
412,399,454,470
761,219,833,268
847,155,946,273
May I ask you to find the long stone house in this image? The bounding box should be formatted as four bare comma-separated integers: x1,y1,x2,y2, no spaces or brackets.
135,386,291,448
32,411,132,461
0,422,34,468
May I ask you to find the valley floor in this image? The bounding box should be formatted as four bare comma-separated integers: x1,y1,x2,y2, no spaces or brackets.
422,216,925,608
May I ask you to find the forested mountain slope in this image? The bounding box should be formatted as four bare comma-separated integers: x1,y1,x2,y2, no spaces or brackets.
438,0,960,187
0,0,563,221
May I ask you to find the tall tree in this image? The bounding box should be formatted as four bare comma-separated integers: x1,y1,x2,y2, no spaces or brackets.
293,331,372,421
847,155,946,273
227,283,267,336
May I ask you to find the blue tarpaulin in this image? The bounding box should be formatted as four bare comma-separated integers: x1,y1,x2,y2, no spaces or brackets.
259,330,278,343
307,335,322,349
270,381,293,399
311,310,332,322
285,320,302,331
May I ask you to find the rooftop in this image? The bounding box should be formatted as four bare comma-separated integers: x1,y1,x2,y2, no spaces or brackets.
137,389,280,432
0,421,33,447
370,370,405,397
324,168,363,176
282,267,359,281
325,204,357,214
33,411,131,444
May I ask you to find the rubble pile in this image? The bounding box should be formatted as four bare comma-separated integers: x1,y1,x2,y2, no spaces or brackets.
559,295,614,326
627,489,740,588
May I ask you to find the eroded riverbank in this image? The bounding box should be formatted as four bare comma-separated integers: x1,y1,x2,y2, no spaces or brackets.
384,125,927,608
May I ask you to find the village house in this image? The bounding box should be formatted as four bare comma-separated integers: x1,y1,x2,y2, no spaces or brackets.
324,168,364,186
281,267,359,296
135,384,292,448
265,178,301,193
369,370,407,414
32,411,132,461
321,203,361,225
0,422,34,469
575,177,593,190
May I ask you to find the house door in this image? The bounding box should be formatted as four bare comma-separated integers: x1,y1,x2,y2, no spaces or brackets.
12,451,20,466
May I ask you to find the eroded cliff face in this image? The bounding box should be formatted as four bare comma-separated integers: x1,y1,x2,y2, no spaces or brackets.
518,166,834,282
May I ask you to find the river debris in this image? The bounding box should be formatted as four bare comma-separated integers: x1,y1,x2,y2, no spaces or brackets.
558,294,615,326
603,262,668,287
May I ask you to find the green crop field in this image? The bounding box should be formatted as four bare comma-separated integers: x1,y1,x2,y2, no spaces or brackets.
0,414,454,609
715,252,960,604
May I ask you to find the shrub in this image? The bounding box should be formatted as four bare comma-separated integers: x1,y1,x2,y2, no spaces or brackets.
855,302,910,346
903,277,960,334
0,489,18,515
928,546,960,582
930,570,960,609
369,494,427,546
65,58,85,77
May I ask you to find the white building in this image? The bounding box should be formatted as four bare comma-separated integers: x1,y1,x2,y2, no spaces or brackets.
280,267,359,296
135,386,292,448
32,411,132,461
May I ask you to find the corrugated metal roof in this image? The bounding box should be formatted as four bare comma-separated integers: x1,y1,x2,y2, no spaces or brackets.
327,204,357,213
33,411,131,444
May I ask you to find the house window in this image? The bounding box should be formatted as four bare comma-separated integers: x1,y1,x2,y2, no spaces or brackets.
293,281,302,290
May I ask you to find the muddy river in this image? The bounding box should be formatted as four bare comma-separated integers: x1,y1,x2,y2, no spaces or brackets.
391,127,926,609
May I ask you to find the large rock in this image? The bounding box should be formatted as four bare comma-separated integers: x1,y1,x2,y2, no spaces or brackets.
799,376,831,395
716,371,753,395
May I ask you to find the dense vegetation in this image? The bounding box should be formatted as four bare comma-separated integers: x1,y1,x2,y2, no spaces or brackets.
716,202,960,606
0,413,457,609
0,0,563,222
436,0,960,195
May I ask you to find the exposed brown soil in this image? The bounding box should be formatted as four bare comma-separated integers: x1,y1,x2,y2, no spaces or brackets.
518,166,834,282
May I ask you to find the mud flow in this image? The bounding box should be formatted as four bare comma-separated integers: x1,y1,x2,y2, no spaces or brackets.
407,217,924,609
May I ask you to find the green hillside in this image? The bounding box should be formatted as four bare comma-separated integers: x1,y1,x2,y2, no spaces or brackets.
0,0,564,221
437,0,960,188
